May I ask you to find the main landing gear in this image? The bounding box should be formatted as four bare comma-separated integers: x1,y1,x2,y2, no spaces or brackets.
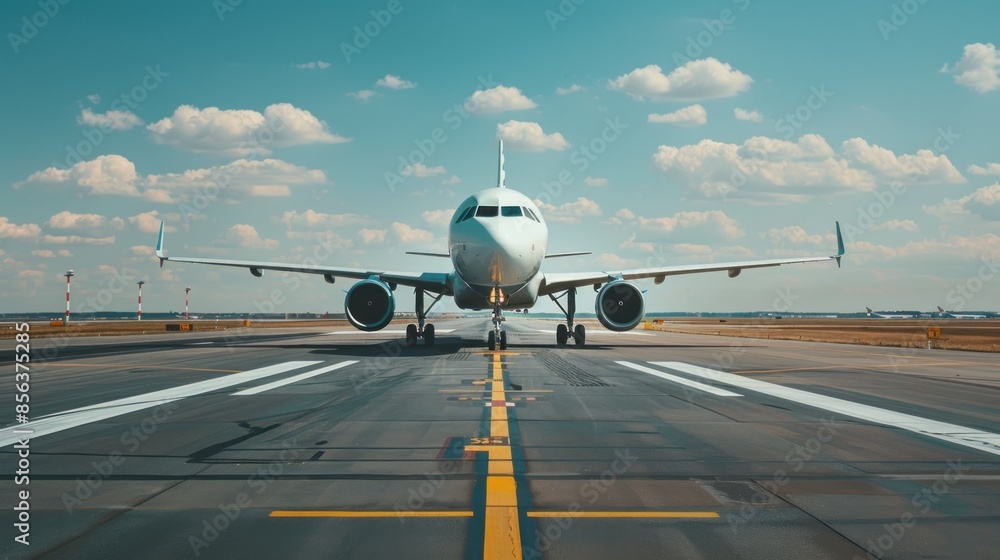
549,287,585,348
487,287,508,351
405,289,443,347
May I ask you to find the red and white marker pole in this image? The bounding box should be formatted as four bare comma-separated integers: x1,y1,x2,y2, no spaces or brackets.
185,287,191,320
137,280,145,321
64,270,74,324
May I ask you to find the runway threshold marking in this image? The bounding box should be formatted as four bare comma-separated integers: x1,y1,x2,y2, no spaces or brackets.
232,360,359,395
616,361,743,397
0,361,319,447
654,361,1000,458
31,362,241,373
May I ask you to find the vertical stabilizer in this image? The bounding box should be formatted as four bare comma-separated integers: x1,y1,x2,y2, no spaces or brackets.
497,139,506,188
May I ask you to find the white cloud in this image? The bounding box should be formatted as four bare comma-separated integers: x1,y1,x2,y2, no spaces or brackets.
401,163,447,177
392,222,434,244
584,176,609,187
761,225,829,245
128,211,173,234
647,104,707,127
594,253,642,269
555,84,584,95
146,103,349,155
77,107,143,130
636,210,744,240
534,197,602,223
86,93,101,105
31,249,72,258
17,154,140,196
144,159,328,199
20,157,327,203
442,175,462,185
734,108,763,122
47,211,116,230
225,224,278,249
376,74,416,89
42,235,115,244
940,43,1000,93
497,120,569,152
873,219,918,232
294,60,331,70
464,85,537,114
652,134,965,202
607,58,753,101
348,89,377,102
969,163,1000,175
358,228,388,244
924,183,1000,221
280,210,363,228
422,209,454,228
0,217,41,239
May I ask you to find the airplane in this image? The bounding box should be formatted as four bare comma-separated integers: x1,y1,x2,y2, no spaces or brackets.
865,307,916,319
937,306,988,319
154,140,845,350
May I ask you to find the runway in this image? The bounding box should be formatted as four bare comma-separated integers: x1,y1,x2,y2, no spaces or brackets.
2,318,999,559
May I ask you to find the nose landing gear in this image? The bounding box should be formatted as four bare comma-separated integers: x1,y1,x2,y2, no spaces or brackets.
488,287,508,351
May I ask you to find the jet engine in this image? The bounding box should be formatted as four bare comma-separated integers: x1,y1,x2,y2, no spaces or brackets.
345,279,395,331
595,280,644,331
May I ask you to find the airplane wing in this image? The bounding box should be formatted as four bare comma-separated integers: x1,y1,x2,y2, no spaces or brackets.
540,222,844,296
155,223,451,294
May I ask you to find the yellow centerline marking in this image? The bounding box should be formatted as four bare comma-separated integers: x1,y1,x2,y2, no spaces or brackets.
528,511,720,519
269,510,473,518
483,351,522,560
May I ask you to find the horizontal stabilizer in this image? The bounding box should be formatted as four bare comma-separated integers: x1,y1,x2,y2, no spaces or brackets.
405,251,450,258
545,251,592,259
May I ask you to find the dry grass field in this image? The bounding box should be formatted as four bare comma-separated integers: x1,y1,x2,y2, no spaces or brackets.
646,318,1000,353
0,319,352,339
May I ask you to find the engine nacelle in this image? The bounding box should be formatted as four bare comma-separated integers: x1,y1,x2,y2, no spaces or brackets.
595,280,645,331
345,279,395,331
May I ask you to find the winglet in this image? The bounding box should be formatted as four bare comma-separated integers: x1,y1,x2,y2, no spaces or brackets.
833,221,844,267
497,139,506,188
155,221,166,267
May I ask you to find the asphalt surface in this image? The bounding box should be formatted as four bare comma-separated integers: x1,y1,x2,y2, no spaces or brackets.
1,318,998,559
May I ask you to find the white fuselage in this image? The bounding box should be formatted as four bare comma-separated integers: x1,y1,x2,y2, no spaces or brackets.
448,187,548,310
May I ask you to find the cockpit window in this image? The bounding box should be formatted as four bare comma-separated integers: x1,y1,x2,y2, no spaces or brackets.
501,206,523,217
476,206,499,217
457,206,476,223
523,207,540,222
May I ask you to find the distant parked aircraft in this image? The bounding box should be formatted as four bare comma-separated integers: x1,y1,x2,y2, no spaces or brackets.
865,307,916,319
936,306,987,319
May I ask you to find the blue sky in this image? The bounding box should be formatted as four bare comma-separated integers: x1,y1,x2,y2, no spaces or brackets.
2,0,999,315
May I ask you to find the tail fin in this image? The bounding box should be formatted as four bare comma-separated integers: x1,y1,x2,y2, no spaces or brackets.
497,139,506,188
866,307,873,313
937,306,945,313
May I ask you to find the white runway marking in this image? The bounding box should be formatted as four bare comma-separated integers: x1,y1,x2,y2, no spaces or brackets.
654,361,1000,458
535,330,652,336
325,329,455,335
616,361,743,397
0,361,319,447
233,360,359,395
